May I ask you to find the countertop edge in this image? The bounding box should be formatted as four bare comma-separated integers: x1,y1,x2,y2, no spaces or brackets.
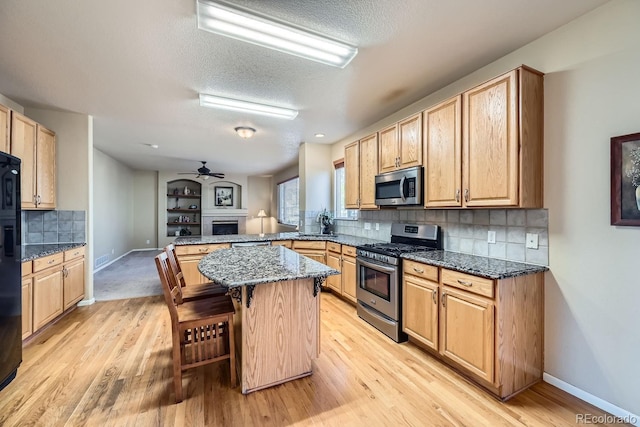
22,242,87,262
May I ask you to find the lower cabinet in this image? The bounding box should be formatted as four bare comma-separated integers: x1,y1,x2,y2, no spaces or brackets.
325,249,342,294
175,243,231,285
402,260,544,400
33,266,64,331
292,240,326,264
341,250,357,303
271,240,292,248
63,258,85,310
21,278,33,340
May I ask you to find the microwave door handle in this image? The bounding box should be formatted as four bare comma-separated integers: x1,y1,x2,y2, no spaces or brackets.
399,175,406,202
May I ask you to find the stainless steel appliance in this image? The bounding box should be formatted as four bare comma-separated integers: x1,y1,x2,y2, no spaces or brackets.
356,223,441,342
374,166,423,206
0,152,21,392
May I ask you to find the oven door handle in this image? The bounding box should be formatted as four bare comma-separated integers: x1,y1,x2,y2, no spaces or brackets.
357,257,397,274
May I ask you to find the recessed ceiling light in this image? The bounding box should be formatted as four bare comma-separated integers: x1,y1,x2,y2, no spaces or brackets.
235,126,256,139
314,133,325,138
143,143,159,149
196,0,358,68
199,93,298,120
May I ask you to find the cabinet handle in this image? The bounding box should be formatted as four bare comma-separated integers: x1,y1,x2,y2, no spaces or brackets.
464,189,469,202
413,267,424,274
48,259,55,264
62,268,68,278
455,189,460,203
441,292,446,307
198,248,208,252
33,195,38,206
457,279,473,287
432,289,437,305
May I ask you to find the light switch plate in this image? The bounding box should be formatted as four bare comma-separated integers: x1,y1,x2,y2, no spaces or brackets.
487,230,496,244
526,233,539,249
375,223,380,231
364,222,371,230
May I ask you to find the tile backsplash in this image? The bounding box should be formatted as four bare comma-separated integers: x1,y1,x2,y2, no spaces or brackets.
332,208,549,266
23,210,86,244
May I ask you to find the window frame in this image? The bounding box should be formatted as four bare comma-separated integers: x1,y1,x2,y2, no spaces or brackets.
277,176,300,226
334,159,358,221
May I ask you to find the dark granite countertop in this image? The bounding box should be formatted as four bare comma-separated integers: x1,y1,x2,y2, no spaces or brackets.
198,245,339,288
402,250,549,279
174,232,384,247
22,243,86,262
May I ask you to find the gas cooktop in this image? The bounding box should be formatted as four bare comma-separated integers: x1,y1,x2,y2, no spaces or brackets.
357,242,435,257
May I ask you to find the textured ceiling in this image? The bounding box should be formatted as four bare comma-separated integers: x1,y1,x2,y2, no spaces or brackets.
0,0,608,176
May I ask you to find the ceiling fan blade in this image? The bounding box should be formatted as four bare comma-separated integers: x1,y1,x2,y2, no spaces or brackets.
209,173,225,178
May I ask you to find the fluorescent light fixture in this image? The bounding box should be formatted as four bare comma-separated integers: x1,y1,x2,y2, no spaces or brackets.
314,133,325,138
196,0,358,68
199,93,298,119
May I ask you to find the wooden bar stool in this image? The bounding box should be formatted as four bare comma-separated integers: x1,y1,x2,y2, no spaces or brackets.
165,243,228,302
155,252,237,402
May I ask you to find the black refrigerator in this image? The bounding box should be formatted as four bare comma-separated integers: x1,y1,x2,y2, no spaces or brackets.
0,152,21,392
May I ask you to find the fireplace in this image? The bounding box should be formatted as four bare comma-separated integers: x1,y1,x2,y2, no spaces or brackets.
212,220,239,235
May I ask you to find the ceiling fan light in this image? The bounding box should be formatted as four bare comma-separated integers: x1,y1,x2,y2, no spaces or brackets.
235,126,256,139
196,0,358,68
199,93,298,120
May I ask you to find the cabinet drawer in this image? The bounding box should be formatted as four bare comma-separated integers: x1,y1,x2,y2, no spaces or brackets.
33,252,64,272
22,261,33,277
403,260,438,282
327,242,341,253
293,240,326,250
271,240,292,248
64,246,85,261
175,243,230,255
342,245,357,257
441,269,494,298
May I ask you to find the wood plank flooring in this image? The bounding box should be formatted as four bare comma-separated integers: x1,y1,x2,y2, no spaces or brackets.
0,293,628,426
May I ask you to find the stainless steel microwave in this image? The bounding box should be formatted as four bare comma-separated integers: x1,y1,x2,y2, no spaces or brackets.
374,166,423,206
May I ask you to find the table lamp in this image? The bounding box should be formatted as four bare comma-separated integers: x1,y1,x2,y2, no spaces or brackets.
257,209,267,236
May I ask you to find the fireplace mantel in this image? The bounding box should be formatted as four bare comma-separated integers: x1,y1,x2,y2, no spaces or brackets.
202,208,248,217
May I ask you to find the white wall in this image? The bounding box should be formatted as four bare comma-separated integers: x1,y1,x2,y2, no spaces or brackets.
330,0,640,418
0,93,23,113
93,148,134,266
247,175,272,234
132,170,157,249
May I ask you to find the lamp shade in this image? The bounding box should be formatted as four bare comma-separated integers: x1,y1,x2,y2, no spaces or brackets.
257,209,267,217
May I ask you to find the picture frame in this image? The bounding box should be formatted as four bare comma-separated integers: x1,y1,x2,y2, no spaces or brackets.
214,186,233,207
611,132,640,226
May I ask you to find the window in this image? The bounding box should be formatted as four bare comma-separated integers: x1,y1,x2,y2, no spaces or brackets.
278,177,299,226
334,161,358,220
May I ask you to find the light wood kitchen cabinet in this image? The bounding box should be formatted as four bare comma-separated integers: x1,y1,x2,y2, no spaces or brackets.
10,112,56,209
344,141,359,209
271,240,292,248
402,260,544,399
424,95,462,207
341,247,357,303
22,262,33,340
462,67,543,208
325,247,342,294
63,258,85,310
33,262,64,332
379,113,422,174
175,243,230,285
292,240,326,264
0,104,10,153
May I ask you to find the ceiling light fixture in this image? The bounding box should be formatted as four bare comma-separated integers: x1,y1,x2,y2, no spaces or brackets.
235,126,256,139
199,93,298,120
196,0,358,68
314,133,325,138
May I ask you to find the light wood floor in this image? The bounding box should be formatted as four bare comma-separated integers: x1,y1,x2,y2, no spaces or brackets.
0,293,627,427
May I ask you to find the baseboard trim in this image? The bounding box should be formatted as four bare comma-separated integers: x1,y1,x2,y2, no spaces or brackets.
543,373,639,426
77,298,95,307
93,248,160,273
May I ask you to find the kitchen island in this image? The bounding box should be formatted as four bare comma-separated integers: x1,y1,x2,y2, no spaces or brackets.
198,245,339,394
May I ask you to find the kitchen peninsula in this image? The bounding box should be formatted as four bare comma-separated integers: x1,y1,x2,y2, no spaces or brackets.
198,245,338,394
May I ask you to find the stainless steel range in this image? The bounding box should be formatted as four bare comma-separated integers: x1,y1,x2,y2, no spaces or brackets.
356,223,442,342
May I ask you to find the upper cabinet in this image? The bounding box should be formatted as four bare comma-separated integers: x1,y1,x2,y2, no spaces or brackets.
378,113,423,174
345,133,379,210
11,112,57,210
462,67,543,208
0,104,10,153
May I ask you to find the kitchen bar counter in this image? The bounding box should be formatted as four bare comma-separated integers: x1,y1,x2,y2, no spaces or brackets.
22,243,86,262
198,246,338,394
402,250,548,279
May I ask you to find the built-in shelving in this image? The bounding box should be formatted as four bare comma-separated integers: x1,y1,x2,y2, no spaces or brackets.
167,180,202,237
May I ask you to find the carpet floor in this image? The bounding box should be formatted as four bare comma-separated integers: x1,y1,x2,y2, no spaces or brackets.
93,250,163,301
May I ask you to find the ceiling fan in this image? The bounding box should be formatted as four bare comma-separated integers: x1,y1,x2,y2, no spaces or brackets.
178,161,225,179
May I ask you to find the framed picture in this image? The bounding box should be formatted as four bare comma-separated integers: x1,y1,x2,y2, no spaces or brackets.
611,132,640,226
214,186,233,207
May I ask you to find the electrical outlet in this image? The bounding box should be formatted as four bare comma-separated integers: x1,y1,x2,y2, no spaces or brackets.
146,239,150,245
375,223,380,231
487,230,496,244
364,222,371,230
111,248,115,254
526,233,539,249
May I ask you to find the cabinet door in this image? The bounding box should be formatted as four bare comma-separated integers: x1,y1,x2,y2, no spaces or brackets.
325,252,342,294
463,70,518,207
0,104,9,153
33,268,63,331
10,113,37,209
36,125,56,209
63,258,85,310
440,287,494,383
341,255,357,303
177,255,207,285
359,133,379,209
403,275,439,351
424,95,462,207
398,113,422,169
300,251,326,265
344,141,360,209
22,278,33,340
378,124,398,173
